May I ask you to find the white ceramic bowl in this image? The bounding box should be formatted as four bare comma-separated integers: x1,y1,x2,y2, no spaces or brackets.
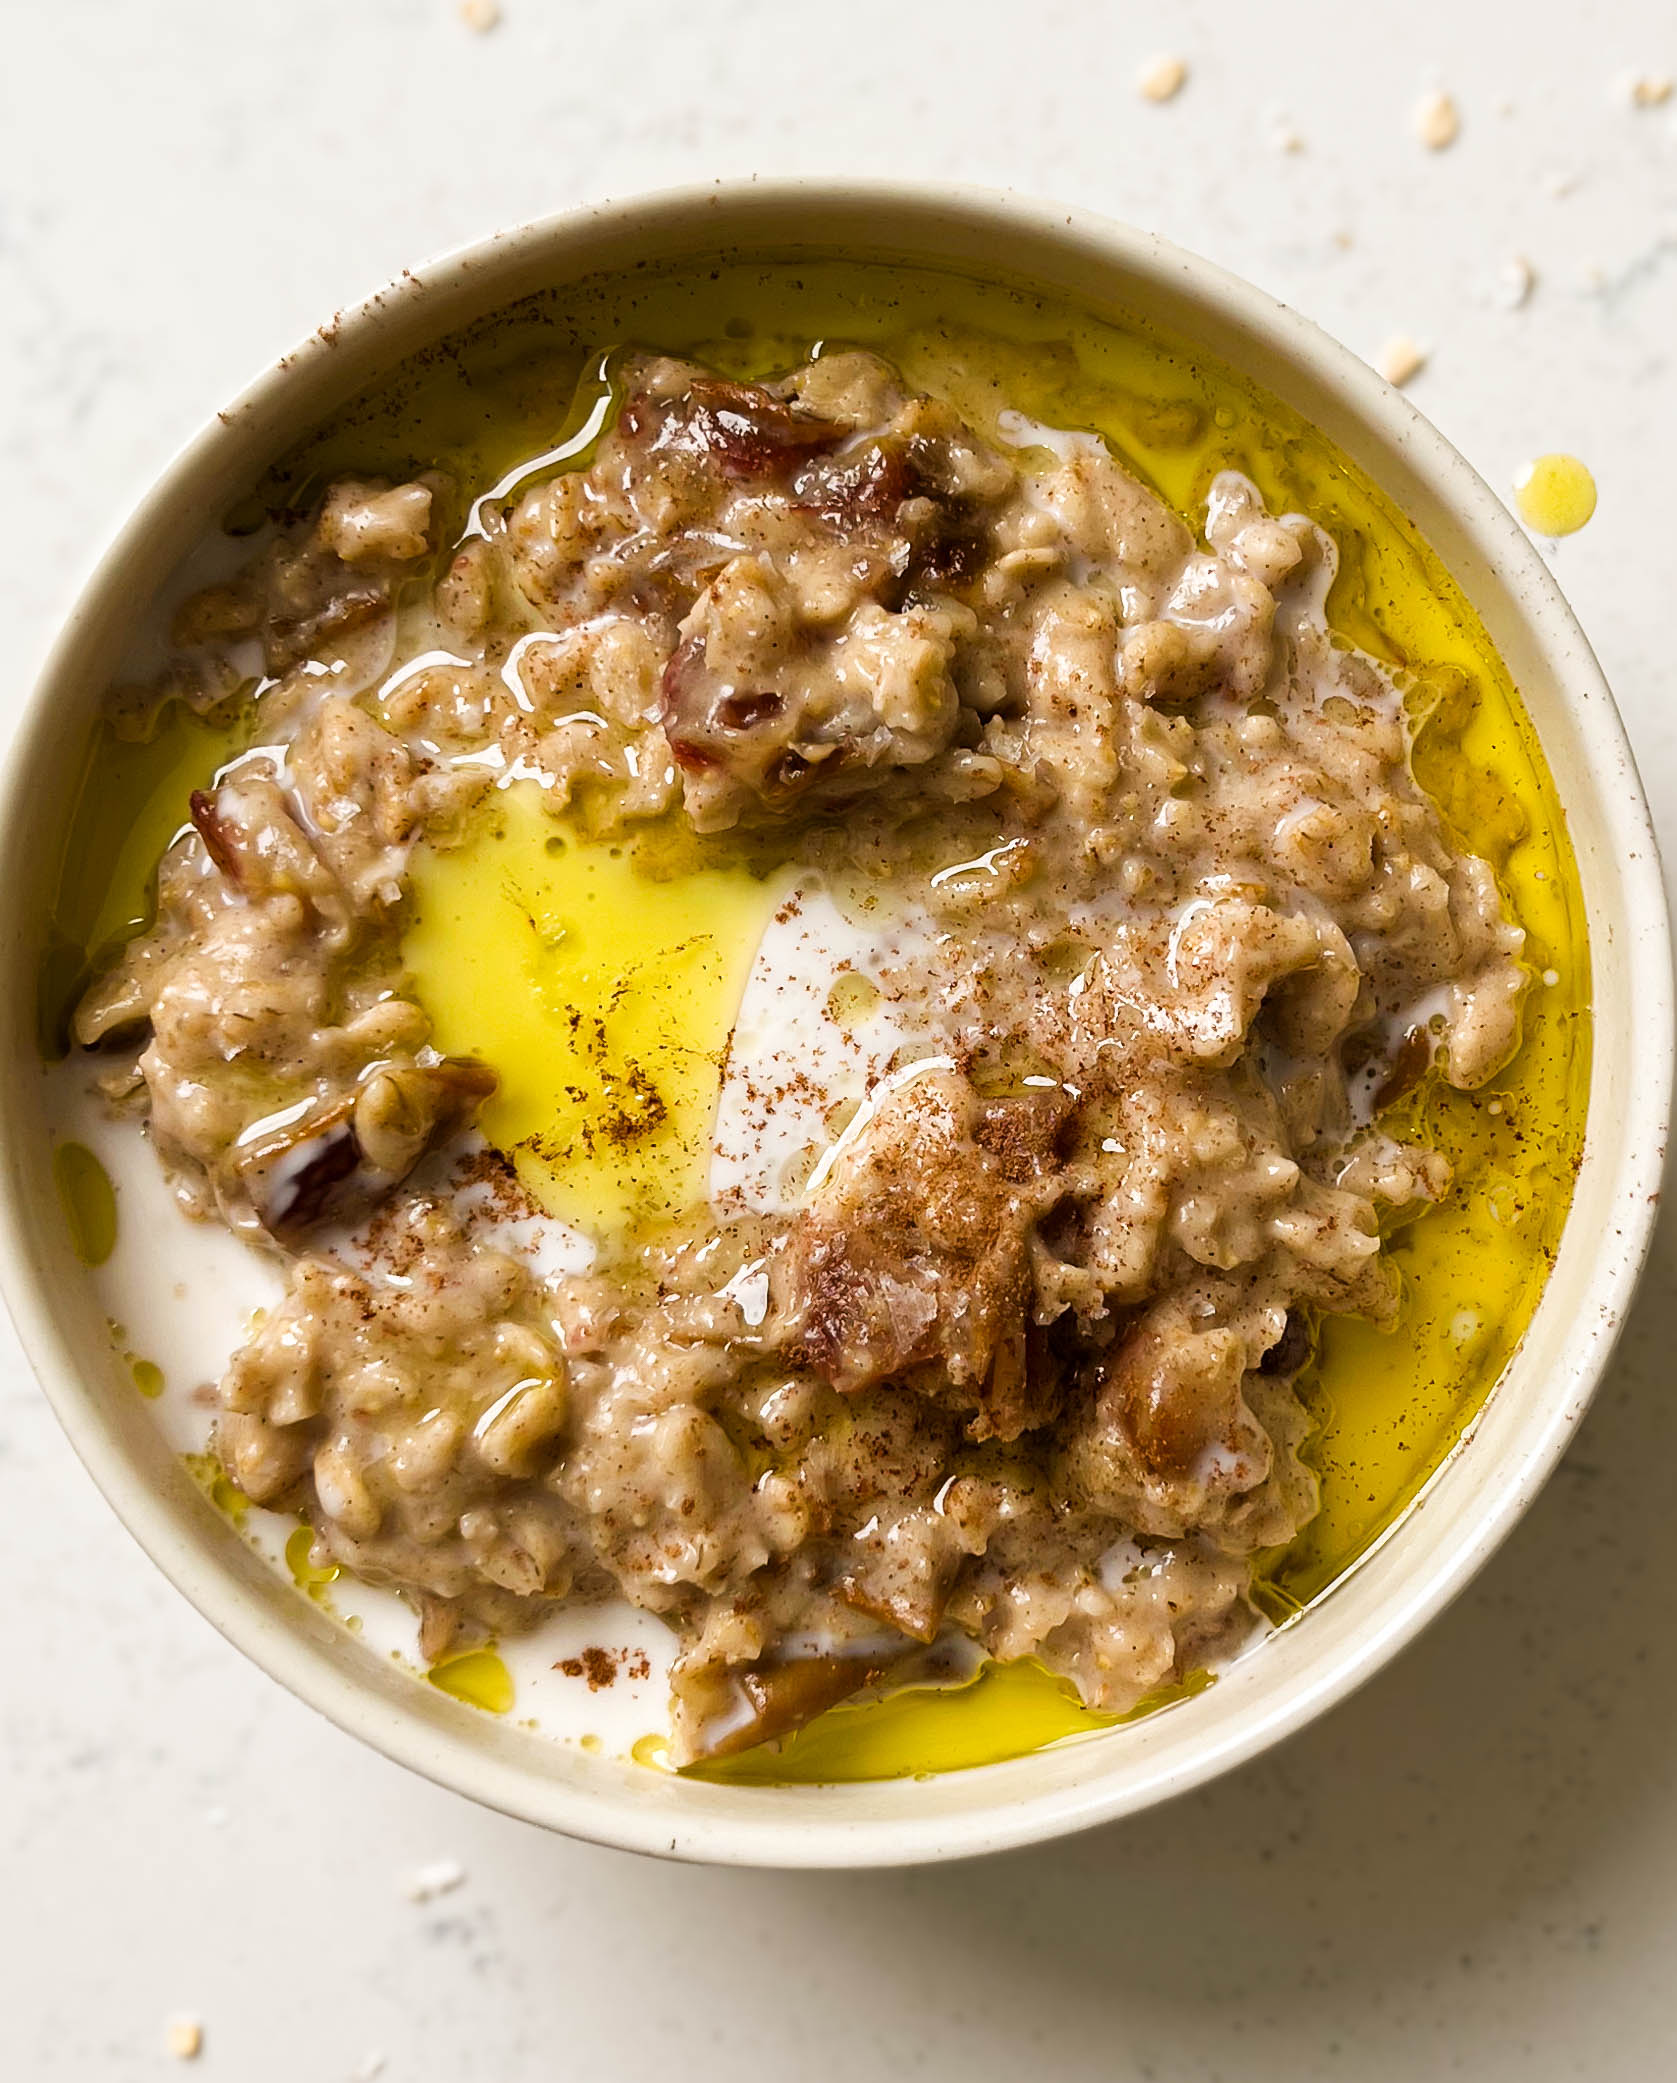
2,183,1669,1868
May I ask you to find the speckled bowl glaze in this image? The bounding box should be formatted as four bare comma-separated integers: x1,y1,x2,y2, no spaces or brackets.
2,184,1668,1867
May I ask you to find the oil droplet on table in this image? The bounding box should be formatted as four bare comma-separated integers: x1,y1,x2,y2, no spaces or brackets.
53,1141,117,1266
427,1647,515,1714
1514,453,1597,537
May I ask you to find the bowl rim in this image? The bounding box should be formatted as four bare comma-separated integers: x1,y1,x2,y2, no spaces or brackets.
2,177,1670,1868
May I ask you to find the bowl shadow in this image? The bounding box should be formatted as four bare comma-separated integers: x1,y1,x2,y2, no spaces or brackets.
740,1180,1677,2021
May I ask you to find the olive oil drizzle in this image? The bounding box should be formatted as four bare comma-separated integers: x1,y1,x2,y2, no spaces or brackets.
427,1648,515,1716
52,1141,117,1267
48,257,1589,1784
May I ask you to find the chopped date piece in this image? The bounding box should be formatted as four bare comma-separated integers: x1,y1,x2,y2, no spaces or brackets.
714,689,785,731
1372,1024,1434,1112
239,1057,498,1239
670,1652,895,1763
795,432,991,597
657,570,966,829
659,630,840,808
188,790,243,886
1258,1308,1315,1378
261,1105,362,1235
789,1070,1074,1440
265,583,392,674
905,505,990,591
620,367,846,481
1092,1309,1263,1486
799,440,916,527
837,1508,964,1643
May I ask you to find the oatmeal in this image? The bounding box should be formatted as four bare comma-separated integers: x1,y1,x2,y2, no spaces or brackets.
67,335,1541,1765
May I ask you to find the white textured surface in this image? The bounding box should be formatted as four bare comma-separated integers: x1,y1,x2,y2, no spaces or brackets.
4,3,1677,2075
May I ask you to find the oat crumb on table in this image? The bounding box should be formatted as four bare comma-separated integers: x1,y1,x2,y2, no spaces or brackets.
165,2017,203,2061
1137,54,1187,103
402,1857,466,1903
1496,255,1536,309
1413,89,1461,149
1376,334,1428,386
1627,72,1673,107
459,0,501,30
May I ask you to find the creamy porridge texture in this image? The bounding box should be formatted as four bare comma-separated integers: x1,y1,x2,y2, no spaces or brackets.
66,334,1542,1765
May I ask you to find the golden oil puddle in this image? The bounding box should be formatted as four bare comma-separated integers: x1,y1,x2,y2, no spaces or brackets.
52,1141,117,1267
285,1525,340,1596
402,782,783,1236
427,1647,515,1714
182,1450,250,1527
38,703,246,1058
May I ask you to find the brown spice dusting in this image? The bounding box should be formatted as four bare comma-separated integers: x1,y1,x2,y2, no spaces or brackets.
555,1645,651,1690
1373,1024,1433,1112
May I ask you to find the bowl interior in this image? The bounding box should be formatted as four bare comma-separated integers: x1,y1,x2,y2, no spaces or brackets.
1,186,1667,1866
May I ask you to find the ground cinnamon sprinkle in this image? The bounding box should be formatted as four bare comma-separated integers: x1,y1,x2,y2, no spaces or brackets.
558,1646,620,1689
555,1645,652,1689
